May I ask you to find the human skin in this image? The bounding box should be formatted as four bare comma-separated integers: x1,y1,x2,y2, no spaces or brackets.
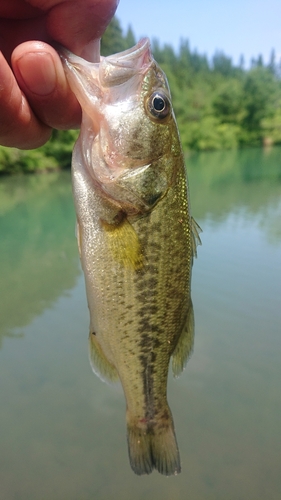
0,0,118,149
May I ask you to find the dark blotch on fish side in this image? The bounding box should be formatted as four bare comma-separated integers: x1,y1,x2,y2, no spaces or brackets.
144,192,163,207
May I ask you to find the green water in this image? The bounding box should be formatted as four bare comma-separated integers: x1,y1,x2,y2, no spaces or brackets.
0,148,280,500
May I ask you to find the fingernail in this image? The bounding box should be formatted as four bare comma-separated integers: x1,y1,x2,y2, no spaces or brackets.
17,52,57,96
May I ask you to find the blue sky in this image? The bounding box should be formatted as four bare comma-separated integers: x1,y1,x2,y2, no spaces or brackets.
116,0,281,66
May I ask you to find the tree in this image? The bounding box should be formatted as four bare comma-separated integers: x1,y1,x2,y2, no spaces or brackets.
213,79,246,124
3,14,281,174
125,25,136,48
212,51,234,77
101,17,127,56
243,67,278,135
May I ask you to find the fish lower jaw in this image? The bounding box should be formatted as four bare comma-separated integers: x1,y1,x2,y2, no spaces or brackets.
97,182,154,217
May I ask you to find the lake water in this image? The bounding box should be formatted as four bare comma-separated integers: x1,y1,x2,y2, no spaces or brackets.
0,147,280,500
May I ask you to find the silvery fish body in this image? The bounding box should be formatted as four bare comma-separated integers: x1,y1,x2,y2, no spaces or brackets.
61,39,201,476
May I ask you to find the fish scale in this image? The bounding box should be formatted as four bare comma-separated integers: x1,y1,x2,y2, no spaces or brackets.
61,37,201,476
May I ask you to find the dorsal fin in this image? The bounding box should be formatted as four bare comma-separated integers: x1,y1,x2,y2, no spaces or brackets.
191,217,202,259
172,300,195,378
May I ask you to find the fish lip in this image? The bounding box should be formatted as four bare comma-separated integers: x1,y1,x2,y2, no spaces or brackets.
90,160,149,188
59,37,151,71
59,38,152,95
93,162,152,185
105,38,151,65
59,45,82,67
117,163,152,181
99,38,152,87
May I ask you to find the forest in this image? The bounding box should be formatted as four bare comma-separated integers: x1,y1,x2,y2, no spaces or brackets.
1,16,281,174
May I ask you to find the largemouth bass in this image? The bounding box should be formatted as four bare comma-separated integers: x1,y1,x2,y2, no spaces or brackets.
61,38,201,476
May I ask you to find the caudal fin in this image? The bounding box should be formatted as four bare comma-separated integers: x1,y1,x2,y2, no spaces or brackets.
127,414,181,476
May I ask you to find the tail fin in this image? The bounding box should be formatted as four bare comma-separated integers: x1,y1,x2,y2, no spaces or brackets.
126,413,181,476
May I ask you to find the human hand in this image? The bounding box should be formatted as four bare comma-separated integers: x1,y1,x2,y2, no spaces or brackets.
0,0,118,149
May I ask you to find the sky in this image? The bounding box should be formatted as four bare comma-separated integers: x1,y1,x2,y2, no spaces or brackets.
116,0,281,67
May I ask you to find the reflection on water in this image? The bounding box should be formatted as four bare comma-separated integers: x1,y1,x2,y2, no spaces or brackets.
188,145,280,212
0,149,280,499
0,172,80,347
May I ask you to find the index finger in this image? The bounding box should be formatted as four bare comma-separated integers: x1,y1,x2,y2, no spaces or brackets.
30,0,119,57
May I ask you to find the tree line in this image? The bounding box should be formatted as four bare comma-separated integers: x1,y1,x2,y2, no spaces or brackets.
1,16,281,174
101,18,281,152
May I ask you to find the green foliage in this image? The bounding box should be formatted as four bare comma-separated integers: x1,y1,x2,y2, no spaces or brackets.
213,79,246,124
261,109,281,145
101,17,134,56
212,51,234,77
2,16,281,174
180,117,240,151
0,130,79,175
242,67,279,133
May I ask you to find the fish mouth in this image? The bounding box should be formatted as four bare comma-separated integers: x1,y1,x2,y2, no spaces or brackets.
61,38,161,214
60,38,153,101
105,38,151,65
99,38,152,87
60,37,151,64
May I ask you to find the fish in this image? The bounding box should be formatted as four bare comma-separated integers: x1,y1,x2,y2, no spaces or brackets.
60,38,201,476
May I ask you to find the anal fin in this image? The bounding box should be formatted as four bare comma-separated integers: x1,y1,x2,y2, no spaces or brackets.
88,331,119,383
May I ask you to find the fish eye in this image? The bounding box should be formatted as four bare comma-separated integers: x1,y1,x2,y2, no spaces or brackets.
147,91,171,120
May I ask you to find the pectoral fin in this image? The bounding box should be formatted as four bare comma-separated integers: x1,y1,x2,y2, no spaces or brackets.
101,216,143,270
172,300,195,377
89,332,119,383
